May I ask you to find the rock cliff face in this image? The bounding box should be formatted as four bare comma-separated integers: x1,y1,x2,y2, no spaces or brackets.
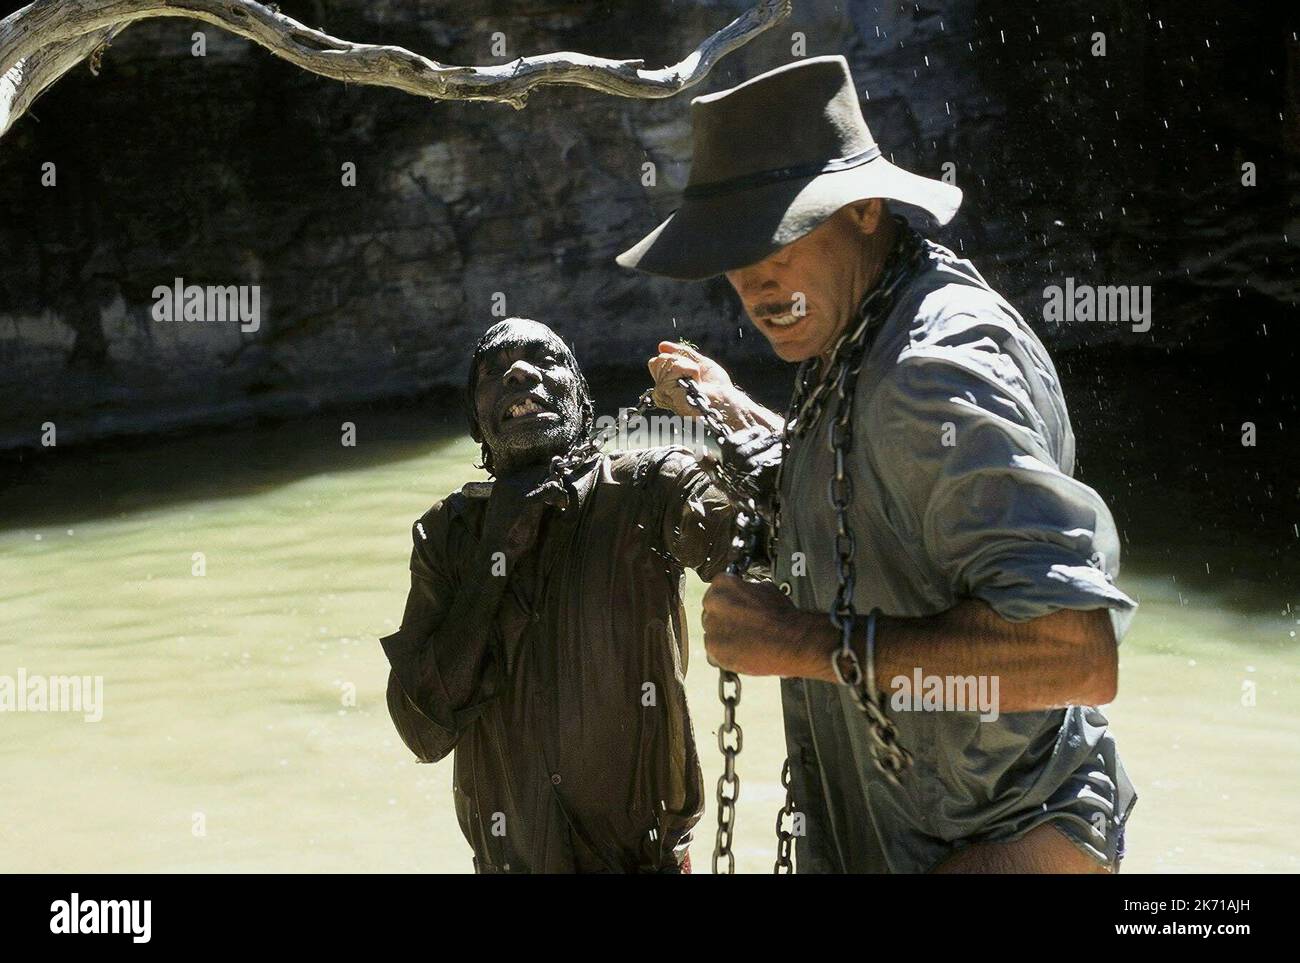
0,0,1295,448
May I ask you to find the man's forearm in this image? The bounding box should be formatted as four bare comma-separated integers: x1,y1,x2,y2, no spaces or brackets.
872,601,1118,709
382,601,495,725
769,599,1119,710
708,384,785,435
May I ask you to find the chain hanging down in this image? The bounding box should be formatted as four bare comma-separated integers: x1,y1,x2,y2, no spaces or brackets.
675,379,758,874
674,378,798,875
773,758,798,873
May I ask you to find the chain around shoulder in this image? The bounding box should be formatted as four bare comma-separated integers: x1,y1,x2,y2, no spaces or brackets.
768,217,925,560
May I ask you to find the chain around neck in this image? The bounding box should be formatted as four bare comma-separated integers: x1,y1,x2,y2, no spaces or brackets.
786,217,926,441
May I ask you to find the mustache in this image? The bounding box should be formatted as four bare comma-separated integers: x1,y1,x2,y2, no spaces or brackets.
751,300,797,319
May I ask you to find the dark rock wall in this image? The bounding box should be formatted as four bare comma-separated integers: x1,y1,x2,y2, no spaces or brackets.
0,0,1295,447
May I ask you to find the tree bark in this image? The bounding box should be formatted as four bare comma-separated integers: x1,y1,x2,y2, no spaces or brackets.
1,0,791,139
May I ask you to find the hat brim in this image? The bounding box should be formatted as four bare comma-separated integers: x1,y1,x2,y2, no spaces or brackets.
615,159,962,281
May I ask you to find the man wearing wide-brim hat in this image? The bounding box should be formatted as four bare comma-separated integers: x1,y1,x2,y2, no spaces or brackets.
623,55,1138,873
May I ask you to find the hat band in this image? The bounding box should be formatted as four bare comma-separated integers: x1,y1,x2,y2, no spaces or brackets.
682,145,882,200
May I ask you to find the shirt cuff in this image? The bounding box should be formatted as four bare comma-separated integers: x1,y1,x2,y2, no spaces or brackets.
380,625,458,732
964,545,1138,637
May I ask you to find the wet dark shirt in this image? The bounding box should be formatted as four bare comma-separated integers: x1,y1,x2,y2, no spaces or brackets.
380,448,733,873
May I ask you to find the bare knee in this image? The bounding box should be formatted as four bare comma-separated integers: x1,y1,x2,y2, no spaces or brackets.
932,822,1111,874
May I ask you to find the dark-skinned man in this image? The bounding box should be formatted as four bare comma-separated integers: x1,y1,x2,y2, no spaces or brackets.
620,56,1138,874
379,317,734,873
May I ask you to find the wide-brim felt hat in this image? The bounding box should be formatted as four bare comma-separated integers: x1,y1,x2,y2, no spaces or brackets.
616,55,962,281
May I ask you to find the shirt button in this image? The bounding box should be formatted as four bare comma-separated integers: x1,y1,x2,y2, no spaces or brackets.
551,773,562,786
779,581,792,596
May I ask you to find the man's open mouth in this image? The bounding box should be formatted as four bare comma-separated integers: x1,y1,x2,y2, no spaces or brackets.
501,395,557,423
755,302,801,328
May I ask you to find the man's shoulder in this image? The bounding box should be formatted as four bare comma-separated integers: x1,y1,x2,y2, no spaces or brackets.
909,262,1029,351
861,261,1072,456
604,446,702,488
872,248,1060,408
411,481,492,543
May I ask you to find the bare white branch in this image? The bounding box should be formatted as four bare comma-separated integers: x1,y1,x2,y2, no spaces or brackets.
1,0,791,139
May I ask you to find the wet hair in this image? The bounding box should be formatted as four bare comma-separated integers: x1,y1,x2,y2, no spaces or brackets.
464,318,594,476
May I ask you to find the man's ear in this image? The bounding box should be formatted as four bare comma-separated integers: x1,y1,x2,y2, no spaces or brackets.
466,399,484,444
850,198,885,234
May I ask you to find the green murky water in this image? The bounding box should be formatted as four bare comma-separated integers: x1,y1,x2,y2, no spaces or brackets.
1,407,1297,873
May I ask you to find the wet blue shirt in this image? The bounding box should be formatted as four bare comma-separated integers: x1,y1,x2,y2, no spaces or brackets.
769,241,1138,873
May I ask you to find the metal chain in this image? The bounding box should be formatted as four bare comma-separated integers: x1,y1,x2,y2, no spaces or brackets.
545,388,659,496
698,372,801,875
713,666,742,874
681,381,811,875
773,758,797,873
679,379,756,875
768,220,927,786
826,349,914,784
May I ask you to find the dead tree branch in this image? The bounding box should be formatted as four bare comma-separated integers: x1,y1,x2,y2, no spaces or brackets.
1,0,791,140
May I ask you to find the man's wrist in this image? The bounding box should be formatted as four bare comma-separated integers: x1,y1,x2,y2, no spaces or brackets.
857,611,897,699
785,607,842,683
705,383,749,432
706,383,776,434
799,609,894,692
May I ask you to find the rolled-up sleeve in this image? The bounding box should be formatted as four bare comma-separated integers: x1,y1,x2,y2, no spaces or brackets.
865,344,1137,635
